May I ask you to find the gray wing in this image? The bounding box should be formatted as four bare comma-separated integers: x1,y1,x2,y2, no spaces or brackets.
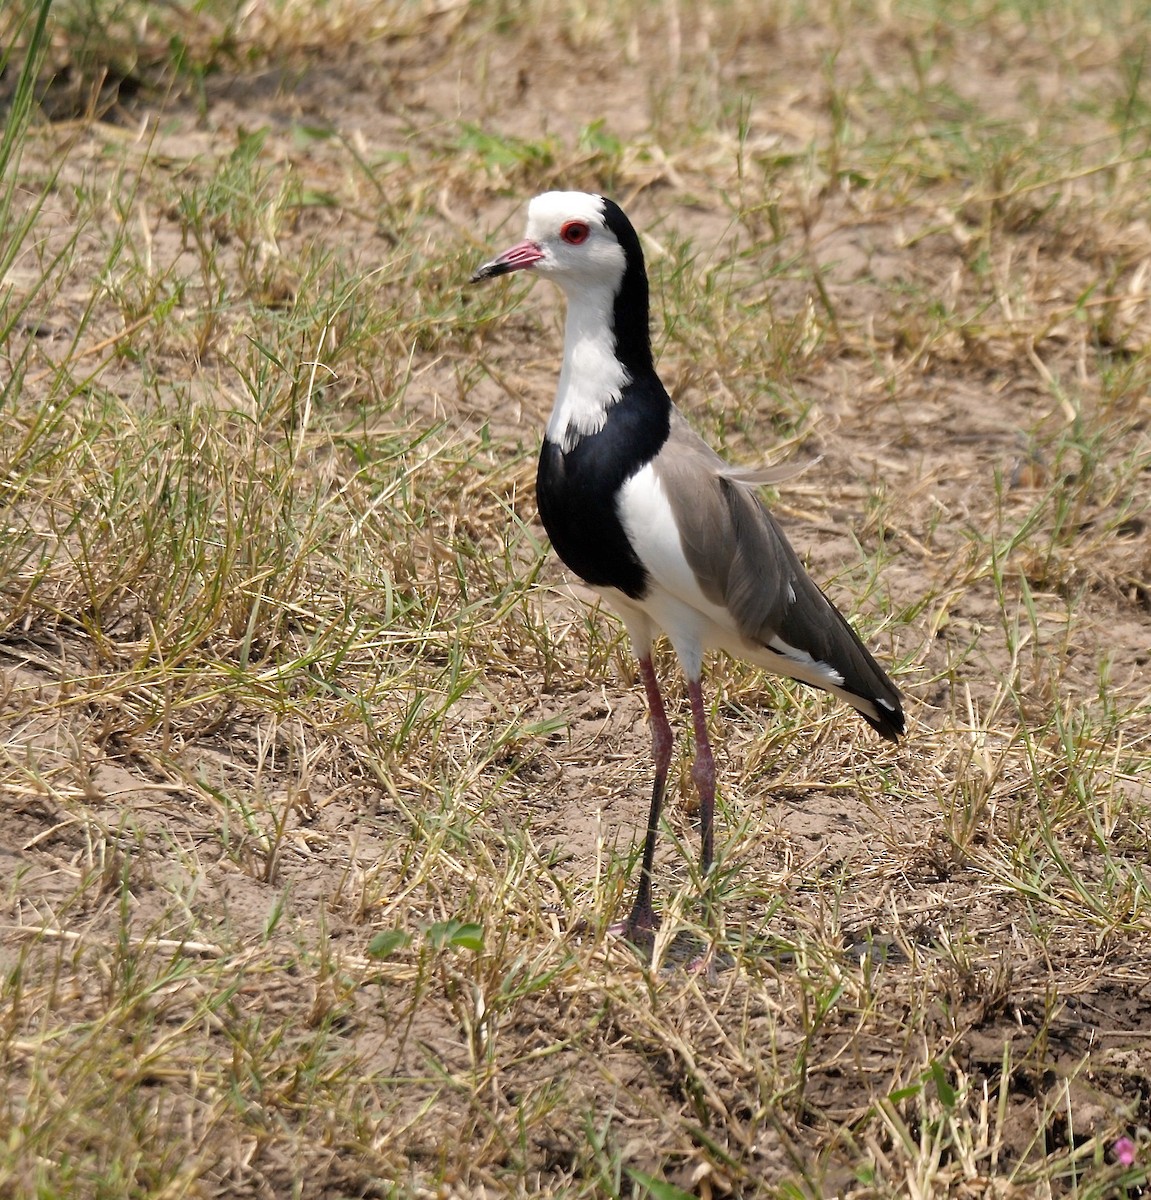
654,410,904,739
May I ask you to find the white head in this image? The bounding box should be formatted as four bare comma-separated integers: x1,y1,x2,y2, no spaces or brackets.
471,191,630,296
472,192,655,434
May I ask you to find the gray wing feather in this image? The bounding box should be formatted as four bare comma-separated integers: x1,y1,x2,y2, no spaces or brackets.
655,410,904,739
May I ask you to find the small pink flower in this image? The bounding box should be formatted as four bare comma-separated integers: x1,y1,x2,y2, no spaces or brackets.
1113,1136,1137,1167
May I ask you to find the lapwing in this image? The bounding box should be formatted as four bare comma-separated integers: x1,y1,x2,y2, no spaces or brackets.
472,191,904,942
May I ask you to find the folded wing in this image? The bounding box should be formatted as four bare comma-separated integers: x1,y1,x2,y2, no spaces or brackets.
648,410,904,740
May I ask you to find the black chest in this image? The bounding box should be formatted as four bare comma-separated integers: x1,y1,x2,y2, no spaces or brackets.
535,380,671,600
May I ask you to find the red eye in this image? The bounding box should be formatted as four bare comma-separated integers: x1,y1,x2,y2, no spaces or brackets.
561,220,590,245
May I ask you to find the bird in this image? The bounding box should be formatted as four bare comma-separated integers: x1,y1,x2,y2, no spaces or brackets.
471,191,904,943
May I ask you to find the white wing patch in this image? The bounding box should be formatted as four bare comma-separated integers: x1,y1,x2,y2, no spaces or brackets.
612,463,747,677
616,464,713,610
765,635,846,688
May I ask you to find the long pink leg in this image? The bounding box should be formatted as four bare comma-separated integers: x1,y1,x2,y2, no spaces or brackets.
687,677,721,978
686,678,717,878
620,654,674,940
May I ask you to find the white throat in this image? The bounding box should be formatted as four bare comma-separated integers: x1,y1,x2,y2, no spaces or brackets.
545,281,628,453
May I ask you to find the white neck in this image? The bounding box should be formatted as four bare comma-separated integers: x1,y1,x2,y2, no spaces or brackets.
545,281,628,453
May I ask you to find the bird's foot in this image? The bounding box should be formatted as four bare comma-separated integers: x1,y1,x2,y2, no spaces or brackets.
686,944,720,982
608,896,661,949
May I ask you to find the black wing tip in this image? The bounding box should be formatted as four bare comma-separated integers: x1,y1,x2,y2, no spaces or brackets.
861,701,905,743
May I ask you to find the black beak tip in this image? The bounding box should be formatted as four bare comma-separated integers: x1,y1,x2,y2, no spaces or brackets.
469,261,502,284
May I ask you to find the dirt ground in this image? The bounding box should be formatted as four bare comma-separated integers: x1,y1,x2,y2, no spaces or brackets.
3,2,1150,1196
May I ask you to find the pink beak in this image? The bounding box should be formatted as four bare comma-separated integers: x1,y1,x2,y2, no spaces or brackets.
471,239,545,283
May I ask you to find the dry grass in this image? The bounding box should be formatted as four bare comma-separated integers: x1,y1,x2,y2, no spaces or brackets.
1,0,1150,1195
